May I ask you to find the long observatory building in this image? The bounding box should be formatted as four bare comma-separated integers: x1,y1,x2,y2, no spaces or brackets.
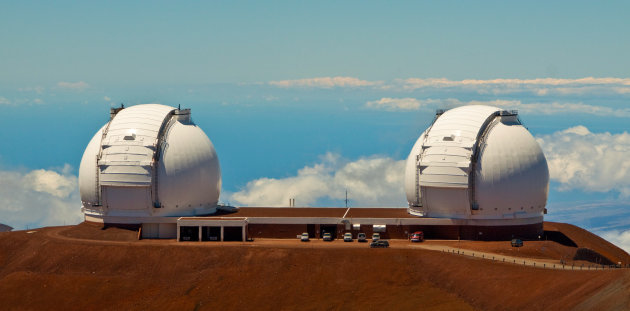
79,104,549,241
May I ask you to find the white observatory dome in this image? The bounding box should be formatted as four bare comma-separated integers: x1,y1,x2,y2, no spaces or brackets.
404,105,549,220
79,104,221,221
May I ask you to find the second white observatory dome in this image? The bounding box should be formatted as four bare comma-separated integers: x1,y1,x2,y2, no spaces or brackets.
404,105,549,220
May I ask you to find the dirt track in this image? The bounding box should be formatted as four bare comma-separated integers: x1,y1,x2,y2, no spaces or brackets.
1,223,629,310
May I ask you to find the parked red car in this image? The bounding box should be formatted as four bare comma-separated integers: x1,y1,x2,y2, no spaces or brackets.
410,231,424,242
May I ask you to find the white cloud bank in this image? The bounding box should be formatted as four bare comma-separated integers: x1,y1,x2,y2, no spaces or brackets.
270,76,630,95
396,77,630,88
537,126,630,197
365,98,519,112
269,76,381,88
365,97,630,117
57,81,90,90
0,165,82,230
601,229,630,254
229,153,406,207
365,97,424,111
391,77,630,95
0,97,44,106
17,86,45,94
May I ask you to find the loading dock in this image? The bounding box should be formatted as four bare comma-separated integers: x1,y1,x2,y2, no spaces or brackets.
177,217,248,242
307,224,316,238
202,226,221,241
141,223,177,239
223,226,244,241
319,224,337,240
179,226,199,241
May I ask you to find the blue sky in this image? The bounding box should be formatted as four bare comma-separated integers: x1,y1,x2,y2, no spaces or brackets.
2,1,630,85
1,1,629,250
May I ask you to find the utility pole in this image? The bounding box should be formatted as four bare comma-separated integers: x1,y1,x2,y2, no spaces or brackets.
345,189,349,208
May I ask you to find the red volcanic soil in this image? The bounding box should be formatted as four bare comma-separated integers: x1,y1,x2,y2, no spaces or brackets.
432,239,581,262
545,222,630,265
428,222,630,267
0,222,629,311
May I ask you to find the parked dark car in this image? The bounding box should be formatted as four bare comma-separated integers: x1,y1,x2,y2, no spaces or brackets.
370,240,389,248
511,238,523,247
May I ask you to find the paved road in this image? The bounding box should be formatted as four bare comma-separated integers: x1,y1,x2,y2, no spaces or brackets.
39,226,623,271
413,243,617,271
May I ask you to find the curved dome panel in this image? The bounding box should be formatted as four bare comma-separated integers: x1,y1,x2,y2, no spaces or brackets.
404,105,549,220
79,125,105,206
404,131,426,206
474,119,549,216
155,121,221,216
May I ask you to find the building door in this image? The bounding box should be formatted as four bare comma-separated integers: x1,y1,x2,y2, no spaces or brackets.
202,226,221,241
102,186,151,211
179,226,199,241
319,225,337,240
307,224,316,238
223,226,243,241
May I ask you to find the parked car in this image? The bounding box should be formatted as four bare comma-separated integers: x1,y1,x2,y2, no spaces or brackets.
357,233,367,242
370,240,389,248
301,232,309,242
343,232,353,242
322,232,333,241
410,231,424,242
372,233,380,241
511,238,523,247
